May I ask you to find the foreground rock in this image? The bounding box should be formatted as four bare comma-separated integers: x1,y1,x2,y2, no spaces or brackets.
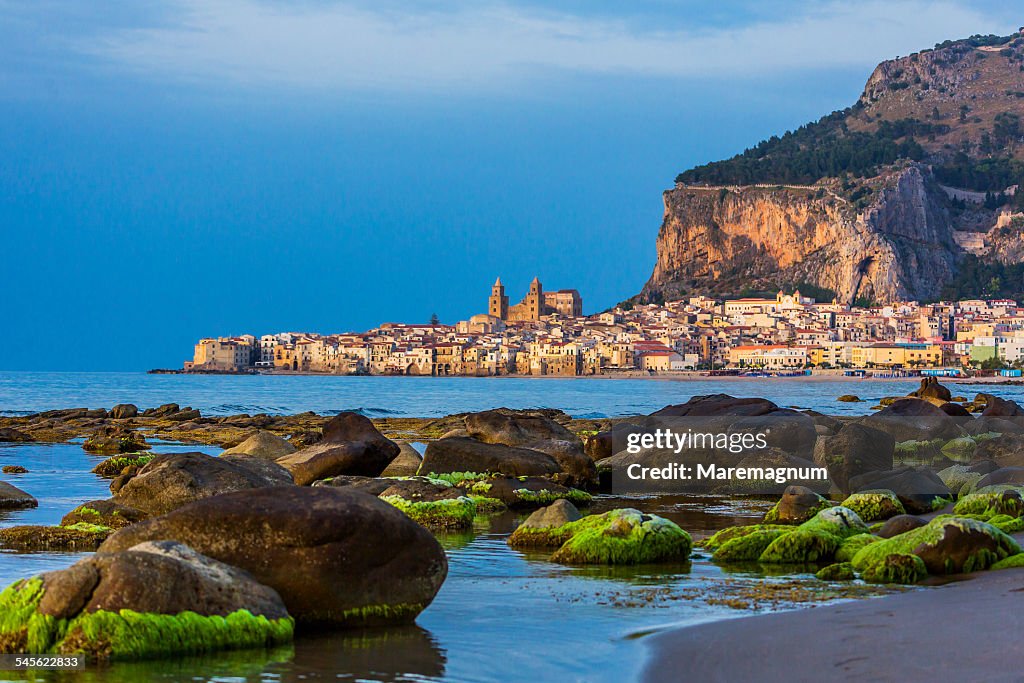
0,481,37,510
851,517,1020,580
221,431,296,460
762,485,832,524
112,452,293,515
99,486,448,627
276,412,400,485
0,541,292,660
848,466,951,514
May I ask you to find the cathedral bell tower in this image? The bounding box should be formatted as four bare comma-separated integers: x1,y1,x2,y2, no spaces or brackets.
489,277,509,320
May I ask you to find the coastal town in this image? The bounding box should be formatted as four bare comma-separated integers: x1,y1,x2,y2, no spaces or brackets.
182,277,1024,377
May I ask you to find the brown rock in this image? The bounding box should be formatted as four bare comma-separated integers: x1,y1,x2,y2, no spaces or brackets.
420,437,560,479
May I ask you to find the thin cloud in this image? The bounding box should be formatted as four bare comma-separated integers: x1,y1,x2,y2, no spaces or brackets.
79,0,1009,92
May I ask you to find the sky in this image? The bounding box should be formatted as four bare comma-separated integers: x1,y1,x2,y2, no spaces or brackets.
1,1,1020,371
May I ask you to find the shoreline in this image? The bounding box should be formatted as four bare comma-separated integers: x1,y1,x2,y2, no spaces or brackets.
641,565,1024,682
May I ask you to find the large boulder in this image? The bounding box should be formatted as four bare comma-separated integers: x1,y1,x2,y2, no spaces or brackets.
0,481,37,510
650,394,782,417
0,541,292,659
862,398,962,443
276,412,399,485
99,486,448,627
221,431,296,460
420,437,561,478
980,394,1024,417
110,404,139,419
814,423,895,493
112,452,293,516
464,409,595,484
848,466,951,514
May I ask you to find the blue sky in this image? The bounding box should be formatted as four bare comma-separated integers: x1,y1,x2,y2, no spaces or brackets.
1,1,1019,370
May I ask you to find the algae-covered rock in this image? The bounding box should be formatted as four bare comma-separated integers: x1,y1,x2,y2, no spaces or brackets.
0,524,113,551
61,499,149,530
99,486,448,627
937,465,984,498
0,541,292,660
91,454,155,477
758,529,839,563
834,533,879,563
953,490,1024,518
816,562,856,581
382,495,476,530
940,437,977,462
799,506,869,539
991,553,1024,570
762,485,832,524
83,427,150,455
549,509,692,565
851,516,1020,576
461,475,591,509
712,529,790,563
840,490,905,522
507,499,583,548
860,553,927,584
700,524,794,552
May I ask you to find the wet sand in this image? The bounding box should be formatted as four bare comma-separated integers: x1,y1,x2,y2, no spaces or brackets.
642,567,1024,682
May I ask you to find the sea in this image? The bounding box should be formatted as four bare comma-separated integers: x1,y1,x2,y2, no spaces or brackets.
0,372,1021,682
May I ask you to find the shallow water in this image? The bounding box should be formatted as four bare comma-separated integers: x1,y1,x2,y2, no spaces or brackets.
0,370,992,418
0,372,956,682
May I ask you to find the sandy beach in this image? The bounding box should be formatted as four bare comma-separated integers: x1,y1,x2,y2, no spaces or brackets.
643,564,1024,682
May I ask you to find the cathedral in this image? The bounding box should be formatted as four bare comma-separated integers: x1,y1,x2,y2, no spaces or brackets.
488,277,582,322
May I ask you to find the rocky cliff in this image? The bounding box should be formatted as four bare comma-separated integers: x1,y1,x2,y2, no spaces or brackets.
641,31,1024,304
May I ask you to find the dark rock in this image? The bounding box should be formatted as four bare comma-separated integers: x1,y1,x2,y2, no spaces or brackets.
473,476,586,509
975,467,1024,490
276,412,399,485
876,514,927,539
974,433,1024,468
0,428,34,443
908,377,952,403
381,442,423,477
420,437,560,479
814,423,895,493
763,485,832,523
940,402,972,417
862,398,962,443
651,394,782,417
99,487,448,627
584,423,645,461
0,481,37,509
82,426,150,455
2,465,28,474
0,524,113,551
221,431,296,460
61,499,149,530
112,452,293,515
980,394,1024,417
110,404,139,419
848,466,951,514
143,403,180,417
517,499,582,529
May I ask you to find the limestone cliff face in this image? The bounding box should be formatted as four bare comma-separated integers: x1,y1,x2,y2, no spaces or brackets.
641,165,959,304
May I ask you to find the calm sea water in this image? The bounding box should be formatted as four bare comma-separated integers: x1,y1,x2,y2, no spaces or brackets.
3,371,1016,418
0,372,1008,682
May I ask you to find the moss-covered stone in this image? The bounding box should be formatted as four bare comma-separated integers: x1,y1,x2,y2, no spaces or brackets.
762,487,832,524
91,455,155,477
798,506,869,539
549,509,692,565
834,533,879,563
991,553,1024,570
380,495,476,530
0,524,113,551
953,491,1024,518
701,524,793,551
860,553,927,584
940,437,977,461
985,514,1024,534
467,496,506,514
851,516,1021,576
758,529,839,564
816,562,856,581
840,491,905,521
937,465,984,499
712,529,790,563
894,438,944,461
506,486,592,507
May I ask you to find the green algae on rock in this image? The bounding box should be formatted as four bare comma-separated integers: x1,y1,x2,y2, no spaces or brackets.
952,491,1024,518
815,562,856,581
712,529,790,563
701,524,794,552
860,553,927,584
798,506,869,539
0,523,113,551
834,533,879,563
940,437,977,461
851,516,1021,577
758,529,839,564
762,486,832,524
840,490,905,521
380,495,477,530
991,553,1024,570
91,455,155,477
549,509,692,565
